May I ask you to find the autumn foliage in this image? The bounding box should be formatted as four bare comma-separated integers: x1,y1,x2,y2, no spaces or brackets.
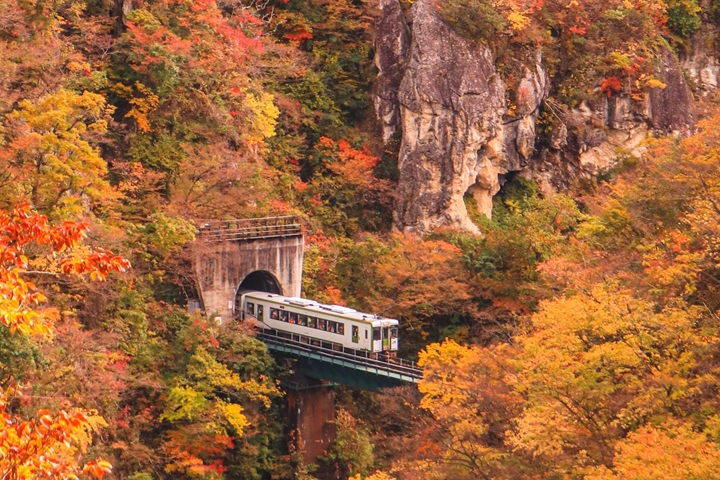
0,203,128,479
0,203,129,337
0,397,112,480
4,0,720,478
361,110,720,480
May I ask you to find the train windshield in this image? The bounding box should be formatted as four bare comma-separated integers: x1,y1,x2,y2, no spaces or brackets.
373,327,381,341
390,326,398,339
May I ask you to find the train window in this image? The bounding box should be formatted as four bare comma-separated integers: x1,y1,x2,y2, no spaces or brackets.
352,326,359,343
365,329,368,339
246,302,255,315
279,310,288,322
318,318,326,330
327,321,336,333
337,323,344,335
298,314,307,326
270,308,279,320
288,312,298,324
373,327,381,340
308,316,317,328
257,305,264,321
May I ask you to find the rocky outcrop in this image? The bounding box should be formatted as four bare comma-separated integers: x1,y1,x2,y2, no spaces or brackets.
375,0,699,234
382,0,548,233
527,45,695,194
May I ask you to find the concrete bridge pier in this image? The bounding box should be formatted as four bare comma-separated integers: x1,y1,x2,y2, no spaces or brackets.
286,379,337,468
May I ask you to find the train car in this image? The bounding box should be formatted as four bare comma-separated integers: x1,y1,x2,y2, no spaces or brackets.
238,291,399,355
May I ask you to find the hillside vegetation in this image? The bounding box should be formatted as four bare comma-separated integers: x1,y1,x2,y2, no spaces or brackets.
2,0,720,479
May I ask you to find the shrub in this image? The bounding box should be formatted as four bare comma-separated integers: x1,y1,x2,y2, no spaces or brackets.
667,0,701,36
438,0,507,43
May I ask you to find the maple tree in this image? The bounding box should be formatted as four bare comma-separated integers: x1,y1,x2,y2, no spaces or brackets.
305,137,392,235
0,203,129,479
0,203,129,337
587,422,720,480
508,286,704,472
0,89,116,219
0,394,112,480
415,339,519,479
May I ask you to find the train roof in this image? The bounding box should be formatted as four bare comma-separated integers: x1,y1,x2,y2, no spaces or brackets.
243,291,399,326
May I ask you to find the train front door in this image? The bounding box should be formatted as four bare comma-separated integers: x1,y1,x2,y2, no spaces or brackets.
390,326,398,350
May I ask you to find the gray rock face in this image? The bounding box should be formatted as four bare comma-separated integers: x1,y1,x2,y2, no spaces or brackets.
649,46,696,132
374,0,699,234
374,0,410,142
528,46,695,192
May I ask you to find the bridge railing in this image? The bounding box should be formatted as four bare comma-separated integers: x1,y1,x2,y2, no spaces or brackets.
256,328,423,382
195,216,302,241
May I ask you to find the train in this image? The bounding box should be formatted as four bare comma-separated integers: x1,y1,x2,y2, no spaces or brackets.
238,290,399,355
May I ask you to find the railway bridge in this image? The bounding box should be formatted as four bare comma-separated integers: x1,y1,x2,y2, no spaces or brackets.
192,216,422,467
258,329,422,390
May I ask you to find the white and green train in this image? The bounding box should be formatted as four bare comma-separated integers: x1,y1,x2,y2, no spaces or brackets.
238,291,399,355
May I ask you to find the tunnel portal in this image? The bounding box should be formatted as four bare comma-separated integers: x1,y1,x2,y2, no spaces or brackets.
194,217,304,320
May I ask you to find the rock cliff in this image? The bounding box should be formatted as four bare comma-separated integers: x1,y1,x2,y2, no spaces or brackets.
375,0,699,234
681,6,720,95
377,0,548,233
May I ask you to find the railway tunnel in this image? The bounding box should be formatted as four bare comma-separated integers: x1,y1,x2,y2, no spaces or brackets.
234,270,283,314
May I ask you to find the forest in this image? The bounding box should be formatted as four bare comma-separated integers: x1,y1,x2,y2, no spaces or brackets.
1,0,720,478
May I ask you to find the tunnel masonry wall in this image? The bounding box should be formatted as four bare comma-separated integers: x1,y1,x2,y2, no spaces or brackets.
194,235,304,321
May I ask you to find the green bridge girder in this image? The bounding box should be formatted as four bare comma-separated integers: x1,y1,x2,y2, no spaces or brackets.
291,357,407,391
256,330,422,391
